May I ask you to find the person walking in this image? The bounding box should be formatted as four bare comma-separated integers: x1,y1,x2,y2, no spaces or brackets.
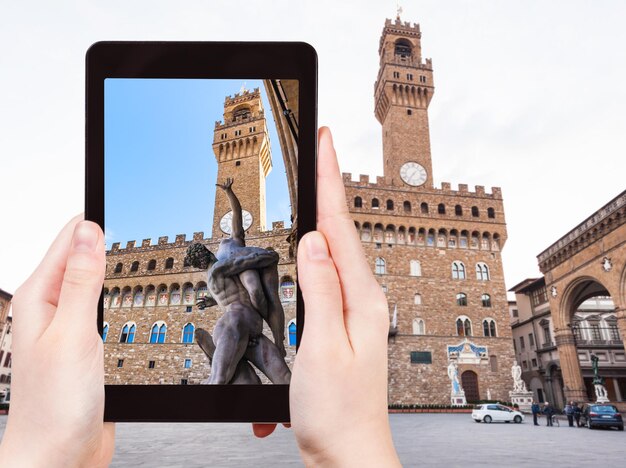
543,402,555,427
565,401,575,427
573,402,582,427
531,401,541,426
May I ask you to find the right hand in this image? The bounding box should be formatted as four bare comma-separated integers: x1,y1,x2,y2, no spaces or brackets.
216,177,234,191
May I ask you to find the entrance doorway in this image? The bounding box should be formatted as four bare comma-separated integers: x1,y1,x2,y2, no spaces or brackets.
462,370,480,402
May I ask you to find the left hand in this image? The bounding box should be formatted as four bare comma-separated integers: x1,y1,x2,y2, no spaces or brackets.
216,177,234,191
0,216,115,467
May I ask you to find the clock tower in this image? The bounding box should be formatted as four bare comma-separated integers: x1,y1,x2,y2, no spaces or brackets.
212,87,272,237
374,18,435,188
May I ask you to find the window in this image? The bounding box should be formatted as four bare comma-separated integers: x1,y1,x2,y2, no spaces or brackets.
452,261,466,280
281,278,296,301
147,259,156,271
590,323,602,341
530,286,548,306
531,358,538,368
490,356,498,372
481,294,491,307
150,322,167,344
130,261,139,272
395,41,411,57
381,285,388,294
487,207,495,219
483,319,497,337
182,323,195,343
426,231,435,247
407,73,413,80
354,196,362,208
543,325,551,345
114,262,123,274
393,71,400,78
148,360,155,369
455,205,463,216
372,198,380,209
180,379,188,385
437,203,446,214
186,306,193,313
120,323,136,343
288,320,297,346
102,323,109,342
3,352,11,368
375,257,386,275
410,260,421,276
403,201,411,212
512,309,519,318
183,257,191,267
456,293,467,306
456,317,472,336
413,319,425,335
386,199,394,210
522,360,528,370
476,263,490,281
471,206,479,217
410,351,431,364
414,293,422,305
609,324,621,341
528,333,535,347
117,359,124,368
519,336,525,350
184,359,192,369
235,161,241,166
407,109,412,115
165,257,174,269
420,202,428,214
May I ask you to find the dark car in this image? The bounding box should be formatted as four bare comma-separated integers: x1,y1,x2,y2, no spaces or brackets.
580,404,623,430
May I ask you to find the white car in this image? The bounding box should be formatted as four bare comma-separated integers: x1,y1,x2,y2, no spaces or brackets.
472,404,524,424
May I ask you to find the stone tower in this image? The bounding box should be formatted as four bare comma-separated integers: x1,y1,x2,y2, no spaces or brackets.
212,87,272,236
375,18,435,188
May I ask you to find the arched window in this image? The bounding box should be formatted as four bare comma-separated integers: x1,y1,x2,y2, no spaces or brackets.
280,277,296,301
147,259,156,271
438,203,446,214
487,207,495,219
130,261,139,272
102,323,109,342
455,205,463,216
288,320,297,346
459,230,469,249
456,317,472,336
395,40,412,58
413,319,425,335
165,257,174,269
145,285,156,306
481,294,492,307
476,263,490,281
385,226,395,244
120,322,136,343
121,287,132,307
373,224,384,242
157,285,169,305
456,293,467,306
182,323,195,343
133,287,144,307
448,229,458,248
150,322,167,344
354,196,362,208
375,257,386,275
361,223,372,242
452,261,466,280
414,293,422,305
426,229,435,247
196,283,208,299
403,201,411,212
114,262,123,274
420,202,429,214
410,260,421,276
170,284,181,305
483,319,497,337
386,199,394,210
183,284,195,305
471,206,479,217
372,198,380,209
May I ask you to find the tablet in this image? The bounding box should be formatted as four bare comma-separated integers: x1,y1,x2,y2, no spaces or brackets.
85,42,317,422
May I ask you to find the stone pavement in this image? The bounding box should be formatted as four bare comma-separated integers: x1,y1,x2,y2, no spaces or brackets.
1,413,624,467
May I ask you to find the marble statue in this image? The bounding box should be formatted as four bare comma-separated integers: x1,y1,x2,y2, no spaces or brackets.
512,361,527,392
448,361,461,394
185,178,291,385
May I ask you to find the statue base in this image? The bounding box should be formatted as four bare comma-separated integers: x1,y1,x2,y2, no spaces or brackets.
451,390,467,406
509,390,534,413
595,384,610,403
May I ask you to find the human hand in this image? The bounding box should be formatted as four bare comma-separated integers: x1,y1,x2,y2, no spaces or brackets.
0,216,115,467
216,177,234,191
252,127,400,466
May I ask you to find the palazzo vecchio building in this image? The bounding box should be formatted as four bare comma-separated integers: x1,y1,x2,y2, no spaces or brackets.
103,17,515,404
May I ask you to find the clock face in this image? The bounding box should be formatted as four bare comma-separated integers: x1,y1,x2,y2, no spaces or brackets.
220,209,253,234
400,162,427,186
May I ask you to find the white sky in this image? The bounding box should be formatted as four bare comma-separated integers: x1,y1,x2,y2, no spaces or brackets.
1,1,625,299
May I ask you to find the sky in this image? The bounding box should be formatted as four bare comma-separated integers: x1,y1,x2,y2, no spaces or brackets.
1,0,625,299
104,78,291,248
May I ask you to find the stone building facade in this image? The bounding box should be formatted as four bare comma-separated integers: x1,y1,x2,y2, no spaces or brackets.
103,17,516,403
0,288,12,401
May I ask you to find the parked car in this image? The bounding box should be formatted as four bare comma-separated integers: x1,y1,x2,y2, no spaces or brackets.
472,404,524,424
579,404,623,431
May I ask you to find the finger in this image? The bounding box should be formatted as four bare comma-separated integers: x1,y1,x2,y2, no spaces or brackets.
297,231,348,350
53,221,105,332
11,214,84,346
252,423,277,438
315,127,388,334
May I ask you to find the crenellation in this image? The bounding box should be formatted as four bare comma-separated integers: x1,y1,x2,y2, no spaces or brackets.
475,185,485,195
192,232,204,242
458,184,468,193
341,172,351,183
141,239,151,248
126,240,135,249
158,236,168,245
272,221,285,230
175,234,186,244
111,242,120,252
441,182,451,191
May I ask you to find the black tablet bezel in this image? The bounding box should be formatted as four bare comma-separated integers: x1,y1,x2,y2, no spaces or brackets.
86,41,317,422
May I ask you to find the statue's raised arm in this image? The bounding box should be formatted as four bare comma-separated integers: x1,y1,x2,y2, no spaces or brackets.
216,178,245,244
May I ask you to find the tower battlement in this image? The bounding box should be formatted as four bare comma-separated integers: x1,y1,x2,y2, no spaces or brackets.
224,87,260,106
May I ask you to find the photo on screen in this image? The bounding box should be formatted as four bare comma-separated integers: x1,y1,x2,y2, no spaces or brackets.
103,78,299,385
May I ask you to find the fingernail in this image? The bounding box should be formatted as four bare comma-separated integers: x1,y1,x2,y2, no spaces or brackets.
306,232,329,260
73,221,99,252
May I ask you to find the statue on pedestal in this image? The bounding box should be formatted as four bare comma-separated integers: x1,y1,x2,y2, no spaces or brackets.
509,361,533,413
447,361,467,405
511,361,527,392
591,353,609,403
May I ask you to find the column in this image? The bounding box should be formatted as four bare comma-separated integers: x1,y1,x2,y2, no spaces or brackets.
554,328,588,402
616,306,626,352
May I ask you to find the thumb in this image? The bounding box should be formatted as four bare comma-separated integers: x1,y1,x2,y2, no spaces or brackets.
296,231,346,349
54,221,105,332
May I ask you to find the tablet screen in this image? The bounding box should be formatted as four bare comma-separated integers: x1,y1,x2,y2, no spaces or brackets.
103,78,299,386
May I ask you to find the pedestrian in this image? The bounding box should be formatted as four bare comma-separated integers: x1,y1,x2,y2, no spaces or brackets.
543,402,555,427
565,401,575,427
531,400,541,426
573,402,582,427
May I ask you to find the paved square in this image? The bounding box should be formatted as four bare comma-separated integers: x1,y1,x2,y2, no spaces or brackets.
1,413,624,466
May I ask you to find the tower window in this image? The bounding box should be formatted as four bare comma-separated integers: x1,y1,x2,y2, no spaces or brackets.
147,259,156,271
235,161,241,166
354,196,362,208
393,71,400,79
471,206,480,217
114,263,123,274
437,203,446,215
407,109,412,115
407,73,413,80
148,360,155,369
420,202,428,214
487,207,495,219
117,359,124,368
130,261,139,272
386,199,394,210
394,41,412,58
372,198,380,209
165,257,174,269
455,205,463,216
403,201,411,212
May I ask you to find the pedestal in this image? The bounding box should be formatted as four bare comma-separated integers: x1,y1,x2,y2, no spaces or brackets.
509,390,534,413
595,384,610,404
451,390,467,406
